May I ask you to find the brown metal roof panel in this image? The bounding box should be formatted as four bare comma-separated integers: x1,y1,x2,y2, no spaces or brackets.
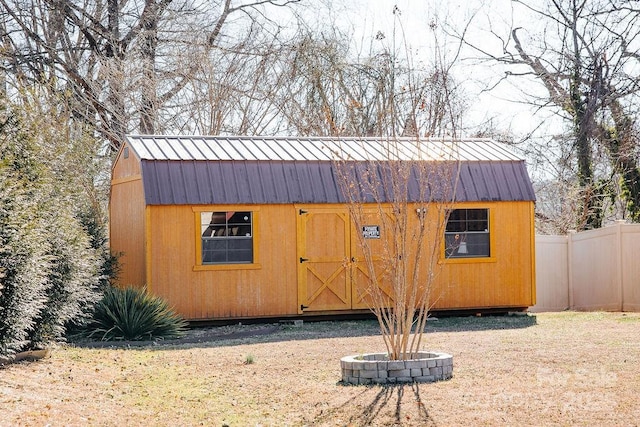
471,162,499,201
140,159,535,205
192,161,215,201
263,161,291,202
167,161,190,204
169,162,187,204
141,160,171,204
498,162,526,200
463,163,485,200
284,161,309,200
454,161,536,202
238,162,262,203
511,161,537,200
476,162,502,201
488,161,535,201
281,162,309,201
243,162,268,202
455,164,478,201
306,161,343,203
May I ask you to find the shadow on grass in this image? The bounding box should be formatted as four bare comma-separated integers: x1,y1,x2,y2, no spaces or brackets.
426,313,537,333
71,313,536,350
312,383,436,426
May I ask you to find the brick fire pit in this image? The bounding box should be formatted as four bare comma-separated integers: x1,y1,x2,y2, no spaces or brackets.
340,351,453,385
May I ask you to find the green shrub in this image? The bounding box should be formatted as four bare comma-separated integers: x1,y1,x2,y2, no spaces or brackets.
28,207,102,348
83,286,187,341
0,172,49,355
1,99,108,356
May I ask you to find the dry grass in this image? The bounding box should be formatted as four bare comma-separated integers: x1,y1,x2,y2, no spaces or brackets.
1,311,639,426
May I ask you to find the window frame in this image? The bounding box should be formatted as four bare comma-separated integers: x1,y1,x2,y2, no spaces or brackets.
193,206,261,271
441,206,496,264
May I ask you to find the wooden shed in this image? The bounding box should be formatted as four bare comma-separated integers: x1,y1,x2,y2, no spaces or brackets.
110,135,536,321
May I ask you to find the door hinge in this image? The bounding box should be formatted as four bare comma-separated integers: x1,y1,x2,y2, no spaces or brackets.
300,304,309,311
299,209,308,215
299,257,309,263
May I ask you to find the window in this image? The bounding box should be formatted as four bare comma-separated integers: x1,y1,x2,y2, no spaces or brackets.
445,208,490,258
201,211,253,264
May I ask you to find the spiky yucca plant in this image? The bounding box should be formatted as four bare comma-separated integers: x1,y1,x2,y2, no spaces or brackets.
85,286,187,341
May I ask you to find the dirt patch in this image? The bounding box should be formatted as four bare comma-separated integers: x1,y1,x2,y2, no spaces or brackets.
1,312,639,426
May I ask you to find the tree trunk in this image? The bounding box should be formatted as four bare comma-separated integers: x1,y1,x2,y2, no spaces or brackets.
606,100,640,221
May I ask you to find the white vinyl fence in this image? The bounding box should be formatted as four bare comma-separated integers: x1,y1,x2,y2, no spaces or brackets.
532,222,640,312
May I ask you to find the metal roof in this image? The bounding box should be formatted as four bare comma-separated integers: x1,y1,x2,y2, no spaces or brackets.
122,135,536,205
125,135,525,162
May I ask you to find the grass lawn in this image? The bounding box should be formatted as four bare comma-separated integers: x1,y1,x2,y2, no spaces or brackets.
1,311,639,426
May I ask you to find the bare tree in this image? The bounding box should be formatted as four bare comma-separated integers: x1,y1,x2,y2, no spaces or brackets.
274,22,464,138
332,137,458,360
324,6,463,360
456,0,640,230
0,0,303,149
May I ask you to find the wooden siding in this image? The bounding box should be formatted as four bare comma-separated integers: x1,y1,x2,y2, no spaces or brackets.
139,200,534,320
110,143,146,287
431,201,535,310
112,143,142,181
146,204,299,320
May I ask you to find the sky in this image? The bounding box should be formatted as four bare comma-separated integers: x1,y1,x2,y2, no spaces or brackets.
308,0,555,140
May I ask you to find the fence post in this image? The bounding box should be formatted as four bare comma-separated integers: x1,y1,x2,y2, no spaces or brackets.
616,220,625,311
567,230,575,310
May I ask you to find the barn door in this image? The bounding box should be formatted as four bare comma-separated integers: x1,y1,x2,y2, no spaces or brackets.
297,206,395,313
297,207,351,312
350,209,395,310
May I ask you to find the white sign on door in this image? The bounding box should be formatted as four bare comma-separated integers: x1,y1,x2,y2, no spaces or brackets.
362,225,380,239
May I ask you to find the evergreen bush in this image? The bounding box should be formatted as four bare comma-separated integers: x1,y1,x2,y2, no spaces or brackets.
0,171,49,355
0,97,107,356
28,207,102,347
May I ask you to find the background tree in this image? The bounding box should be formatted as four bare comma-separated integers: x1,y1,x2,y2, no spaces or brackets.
0,0,304,149
457,0,640,231
276,21,464,138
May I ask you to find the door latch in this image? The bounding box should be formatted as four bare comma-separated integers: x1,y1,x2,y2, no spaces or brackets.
300,257,309,263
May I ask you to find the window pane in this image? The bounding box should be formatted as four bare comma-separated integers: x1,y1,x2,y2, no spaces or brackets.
445,209,466,232
227,212,252,236
202,211,229,236
445,208,490,258
466,209,488,231
444,234,461,257
465,232,490,256
201,211,253,264
227,239,252,250
227,248,253,262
